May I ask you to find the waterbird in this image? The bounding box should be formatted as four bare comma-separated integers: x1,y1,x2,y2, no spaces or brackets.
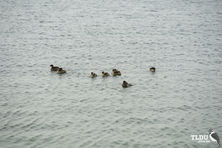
102,71,110,77
112,69,121,76
90,72,97,78
50,65,59,71
122,81,132,88
57,68,66,74
209,128,221,147
150,67,156,72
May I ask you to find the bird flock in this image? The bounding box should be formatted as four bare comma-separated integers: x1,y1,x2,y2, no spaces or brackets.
50,64,156,88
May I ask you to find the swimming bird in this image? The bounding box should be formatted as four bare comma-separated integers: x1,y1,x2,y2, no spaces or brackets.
102,71,110,77
90,72,97,78
209,128,221,147
150,67,156,72
112,69,121,76
122,81,132,88
57,68,66,74
50,65,59,71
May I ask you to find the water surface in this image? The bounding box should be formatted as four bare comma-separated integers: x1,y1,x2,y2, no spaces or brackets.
1,0,222,148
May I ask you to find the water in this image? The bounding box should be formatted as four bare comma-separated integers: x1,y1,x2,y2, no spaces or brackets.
1,0,222,148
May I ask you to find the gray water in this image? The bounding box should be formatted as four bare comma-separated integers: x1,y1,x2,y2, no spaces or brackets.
1,0,222,148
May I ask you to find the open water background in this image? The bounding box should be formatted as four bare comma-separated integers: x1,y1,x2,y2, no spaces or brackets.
0,0,222,147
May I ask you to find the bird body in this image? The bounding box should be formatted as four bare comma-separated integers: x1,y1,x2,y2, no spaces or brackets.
57,68,66,74
209,129,221,147
122,81,132,88
112,69,121,76
150,67,156,72
50,65,59,71
90,72,97,78
102,72,110,77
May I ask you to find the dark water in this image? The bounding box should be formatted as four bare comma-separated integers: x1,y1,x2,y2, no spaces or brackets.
0,0,222,148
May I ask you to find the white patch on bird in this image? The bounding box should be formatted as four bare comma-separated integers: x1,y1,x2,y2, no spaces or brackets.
209,132,218,142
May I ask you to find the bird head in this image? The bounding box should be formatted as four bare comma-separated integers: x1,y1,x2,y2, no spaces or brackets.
209,128,214,134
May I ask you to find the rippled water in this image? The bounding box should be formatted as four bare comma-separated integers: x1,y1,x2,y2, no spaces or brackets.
1,0,222,148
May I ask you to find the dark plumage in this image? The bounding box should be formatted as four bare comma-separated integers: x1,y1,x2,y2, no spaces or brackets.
209,129,221,147
50,65,59,71
150,67,156,72
90,72,97,78
112,69,121,76
122,81,132,88
102,71,110,77
57,68,66,74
